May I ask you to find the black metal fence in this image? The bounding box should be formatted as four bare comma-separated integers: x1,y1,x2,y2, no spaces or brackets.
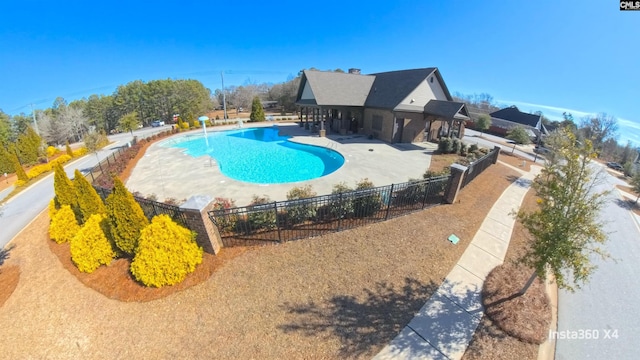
461,147,500,188
93,186,188,228
207,175,450,246
83,146,127,184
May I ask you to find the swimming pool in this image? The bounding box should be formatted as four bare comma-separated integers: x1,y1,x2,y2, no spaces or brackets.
165,127,345,184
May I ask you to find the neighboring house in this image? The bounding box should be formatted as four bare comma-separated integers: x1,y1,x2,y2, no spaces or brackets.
295,68,469,144
476,106,547,139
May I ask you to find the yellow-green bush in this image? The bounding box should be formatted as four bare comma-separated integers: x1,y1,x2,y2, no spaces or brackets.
105,177,149,255
14,179,27,187
27,163,52,179
48,199,58,220
72,147,88,157
73,169,106,222
70,214,115,273
130,214,203,287
46,146,59,158
49,205,80,243
24,154,73,180
51,154,72,166
180,121,190,130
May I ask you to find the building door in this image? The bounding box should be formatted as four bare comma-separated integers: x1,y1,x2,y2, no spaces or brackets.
392,118,404,143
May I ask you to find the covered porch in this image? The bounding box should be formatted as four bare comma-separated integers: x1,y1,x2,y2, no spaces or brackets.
296,104,365,137
423,100,469,142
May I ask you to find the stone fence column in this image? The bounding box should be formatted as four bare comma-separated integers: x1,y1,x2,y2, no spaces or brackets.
180,195,223,254
444,163,468,204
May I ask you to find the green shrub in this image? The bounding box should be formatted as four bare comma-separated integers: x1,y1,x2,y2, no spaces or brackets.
70,214,115,273
327,182,354,219
105,177,149,256
210,197,238,234
284,185,317,226
74,169,106,222
469,143,479,153
130,214,203,287
438,137,455,154
243,195,276,232
352,178,381,218
460,143,469,156
452,138,462,154
49,205,80,244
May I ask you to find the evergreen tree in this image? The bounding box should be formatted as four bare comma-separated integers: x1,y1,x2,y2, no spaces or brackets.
475,114,492,137
0,145,13,174
16,126,42,165
53,162,77,209
10,145,29,182
70,214,115,273
249,96,265,122
73,169,106,222
105,177,149,256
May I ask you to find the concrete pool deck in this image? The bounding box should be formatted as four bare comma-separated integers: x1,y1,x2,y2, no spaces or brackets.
126,122,437,206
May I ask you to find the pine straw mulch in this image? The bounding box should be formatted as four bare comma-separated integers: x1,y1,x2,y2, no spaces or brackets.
463,183,552,360
0,160,524,359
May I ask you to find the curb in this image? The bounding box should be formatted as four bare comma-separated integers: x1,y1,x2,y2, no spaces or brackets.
537,273,558,360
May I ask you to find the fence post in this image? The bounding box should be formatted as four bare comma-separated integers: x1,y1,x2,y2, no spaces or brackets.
444,164,467,204
384,183,394,220
274,202,282,243
336,192,343,232
179,195,223,254
421,179,431,209
492,146,500,164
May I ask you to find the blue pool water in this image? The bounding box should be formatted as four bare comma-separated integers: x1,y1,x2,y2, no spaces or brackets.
166,127,345,184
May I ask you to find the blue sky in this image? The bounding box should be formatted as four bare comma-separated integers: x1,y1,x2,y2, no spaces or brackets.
2,1,639,144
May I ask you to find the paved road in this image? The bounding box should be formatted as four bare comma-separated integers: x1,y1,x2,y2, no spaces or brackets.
555,165,640,359
0,126,170,250
462,128,545,164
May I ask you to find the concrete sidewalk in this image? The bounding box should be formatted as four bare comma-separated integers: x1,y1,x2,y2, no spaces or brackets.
373,163,540,360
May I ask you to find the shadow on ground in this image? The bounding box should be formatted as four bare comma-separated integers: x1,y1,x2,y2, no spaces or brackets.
278,278,439,358
0,244,14,266
279,277,488,359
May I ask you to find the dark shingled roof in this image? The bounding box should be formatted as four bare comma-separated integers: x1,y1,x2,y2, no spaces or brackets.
297,70,374,107
424,100,468,120
364,68,437,109
490,106,541,128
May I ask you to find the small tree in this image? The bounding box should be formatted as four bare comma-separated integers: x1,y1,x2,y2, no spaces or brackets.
70,214,115,273
130,214,203,287
118,111,140,136
49,205,80,244
475,114,492,137
631,172,640,203
65,141,74,157
506,125,532,154
73,169,106,222
105,177,149,256
53,162,77,209
249,96,265,122
516,129,609,293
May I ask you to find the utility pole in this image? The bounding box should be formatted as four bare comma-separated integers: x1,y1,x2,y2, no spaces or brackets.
221,71,228,120
30,104,40,136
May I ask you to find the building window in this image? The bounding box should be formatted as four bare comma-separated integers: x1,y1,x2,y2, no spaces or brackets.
372,115,383,131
